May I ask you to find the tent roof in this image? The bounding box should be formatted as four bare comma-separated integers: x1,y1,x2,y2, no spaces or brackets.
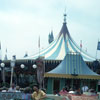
23,14,95,61
45,53,100,79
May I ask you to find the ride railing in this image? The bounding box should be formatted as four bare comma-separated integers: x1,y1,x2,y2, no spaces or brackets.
0,92,99,100
61,93,99,100
66,94,98,100
0,93,69,100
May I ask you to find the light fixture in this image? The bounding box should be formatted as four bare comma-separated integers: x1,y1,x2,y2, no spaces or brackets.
20,64,25,69
32,64,37,69
1,63,5,68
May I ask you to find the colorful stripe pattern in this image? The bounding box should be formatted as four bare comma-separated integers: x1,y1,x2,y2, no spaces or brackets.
46,53,99,78
23,20,95,61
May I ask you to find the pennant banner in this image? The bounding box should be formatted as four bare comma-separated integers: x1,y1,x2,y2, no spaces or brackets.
80,40,82,48
38,36,40,48
97,41,100,50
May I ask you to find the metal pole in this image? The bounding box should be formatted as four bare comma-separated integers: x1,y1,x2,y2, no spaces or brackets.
96,39,99,59
10,66,14,87
10,56,15,87
38,36,40,57
96,49,98,59
1,63,5,85
43,58,45,88
3,67,5,84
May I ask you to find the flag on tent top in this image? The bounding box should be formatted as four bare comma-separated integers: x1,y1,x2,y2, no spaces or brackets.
38,36,40,48
97,41,100,50
80,40,82,48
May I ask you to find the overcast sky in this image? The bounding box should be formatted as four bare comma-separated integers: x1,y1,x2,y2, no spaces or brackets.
0,0,100,60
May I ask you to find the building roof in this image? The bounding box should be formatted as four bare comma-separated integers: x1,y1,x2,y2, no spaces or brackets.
23,14,95,61
45,53,100,79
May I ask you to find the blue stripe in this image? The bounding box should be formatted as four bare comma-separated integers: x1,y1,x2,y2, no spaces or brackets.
69,39,94,61
64,39,70,54
69,54,73,74
80,55,97,75
47,37,64,59
78,55,80,74
75,54,78,74
33,38,59,58
40,38,57,53
66,54,69,74
69,39,77,52
41,41,58,56
49,53,98,76
27,37,59,59
70,38,95,60
79,55,82,74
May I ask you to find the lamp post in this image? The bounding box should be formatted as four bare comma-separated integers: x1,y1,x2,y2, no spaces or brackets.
32,64,37,69
20,64,25,86
0,67,1,80
10,58,15,87
1,63,5,85
20,64,25,69
32,64,37,84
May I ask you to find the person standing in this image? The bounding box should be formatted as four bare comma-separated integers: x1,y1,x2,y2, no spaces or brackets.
82,85,89,92
15,86,21,92
22,87,31,100
31,85,46,100
8,83,16,92
59,87,68,95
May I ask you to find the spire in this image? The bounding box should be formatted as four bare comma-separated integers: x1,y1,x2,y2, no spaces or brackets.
58,12,70,40
64,9,67,23
48,30,54,44
24,52,28,57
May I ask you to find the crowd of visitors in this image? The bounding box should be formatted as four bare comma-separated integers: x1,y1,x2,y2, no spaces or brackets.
53,85,97,96
0,83,46,100
0,83,98,100
1,83,21,92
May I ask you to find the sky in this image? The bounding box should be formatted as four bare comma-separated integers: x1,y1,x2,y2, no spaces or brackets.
0,0,100,60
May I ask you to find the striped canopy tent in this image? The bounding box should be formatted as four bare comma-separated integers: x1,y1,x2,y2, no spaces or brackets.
45,53,100,80
24,14,95,61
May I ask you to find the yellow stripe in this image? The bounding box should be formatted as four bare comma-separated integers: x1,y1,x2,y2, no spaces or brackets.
44,73,100,80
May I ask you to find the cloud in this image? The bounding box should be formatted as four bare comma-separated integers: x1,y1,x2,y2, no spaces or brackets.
67,0,100,17
0,0,100,59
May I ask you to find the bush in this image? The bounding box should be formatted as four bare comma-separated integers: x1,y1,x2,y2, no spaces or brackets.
1,82,10,88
